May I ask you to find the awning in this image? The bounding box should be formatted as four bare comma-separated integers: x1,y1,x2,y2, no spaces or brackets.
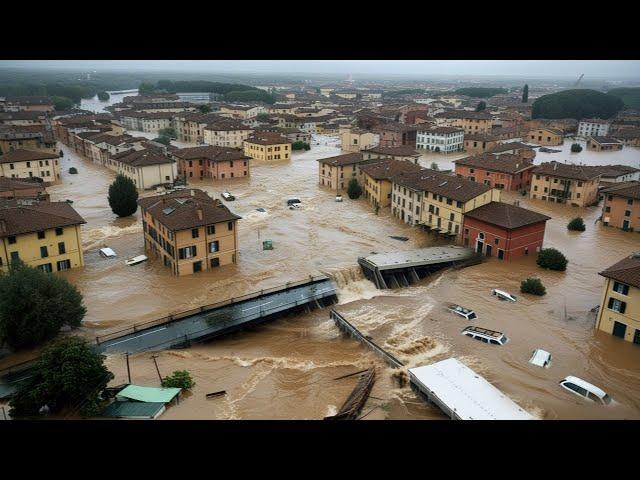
116,385,181,404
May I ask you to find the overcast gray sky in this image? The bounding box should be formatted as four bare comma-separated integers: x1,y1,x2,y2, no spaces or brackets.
2,60,640,79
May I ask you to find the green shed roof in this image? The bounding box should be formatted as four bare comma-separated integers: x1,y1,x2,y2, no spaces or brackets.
116,385,181,403
102,401,166,419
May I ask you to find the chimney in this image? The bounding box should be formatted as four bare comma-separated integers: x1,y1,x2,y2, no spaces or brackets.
196,207,203,220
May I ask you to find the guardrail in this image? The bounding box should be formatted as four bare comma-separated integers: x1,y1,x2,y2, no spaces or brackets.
98,283,339,353
95,275,331,345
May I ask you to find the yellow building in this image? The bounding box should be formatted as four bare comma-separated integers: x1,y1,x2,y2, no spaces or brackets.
526,127,563,146
203,121,254,148
340,128,380,153
360,159,423,209
435,111,493,134
530,162,601,207
0,149,61,184
317,152,371,192
392,169,500,238
595,253,640,345
0,201,86,273
138,189,240,276
243,133,291,161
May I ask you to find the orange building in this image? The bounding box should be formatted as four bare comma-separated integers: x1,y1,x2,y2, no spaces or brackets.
172,146,251,182
600,181,640,232
454,153,535,192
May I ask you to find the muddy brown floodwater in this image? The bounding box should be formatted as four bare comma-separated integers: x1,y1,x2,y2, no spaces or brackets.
40,134,640,420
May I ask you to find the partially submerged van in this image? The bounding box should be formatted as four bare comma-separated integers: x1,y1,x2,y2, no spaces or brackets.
461,326,508,346
529,349,552,368
492,289,517,302
447,304,477,321
559,376,612,405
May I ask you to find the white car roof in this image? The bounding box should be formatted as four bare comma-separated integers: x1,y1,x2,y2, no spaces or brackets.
99,247,116,257
529,349,551,367
493,289,515,298
562,376,607,398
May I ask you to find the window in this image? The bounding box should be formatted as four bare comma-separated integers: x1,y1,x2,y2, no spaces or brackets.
564,382,588,397
207,225,216,235
625,210,631,217
208,241,219,253
40,246,48,258
228,221,233,231
57,259,71,271
607,297,627,314
179,246,197,259
11,251,20,262
58,242,66,255
38,263,53,273
613,282,630,295
55,227,63,236
192,228,199,239
37,231,45,239
211,257,220,268
8,236,16,245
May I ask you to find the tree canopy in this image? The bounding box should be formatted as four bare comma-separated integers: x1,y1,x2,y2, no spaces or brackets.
347,178,363,199
0,260,86,349
522,84,529,103
532,89,624,120
476,101,487,112
97,91,110,101
138,82,156,95
108,174,139,217
52,96,75,111
537,248,568,271
454,87,507,98
9,336,113,417
607,87,640,110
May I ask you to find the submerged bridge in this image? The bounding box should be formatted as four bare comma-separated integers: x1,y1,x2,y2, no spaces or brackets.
358,246,477,289
0,275,337,399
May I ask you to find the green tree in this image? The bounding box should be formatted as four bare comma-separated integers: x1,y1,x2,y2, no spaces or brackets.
571,143,583,152
68,167,78,174
138,82,156,95
567,217,586,231
520,277,546,296
532,89,624,120
522,84,529,103
537,248,568,271
430,162,440,171
198,104,212,114
97,91,110,101
153,136,171,146
476,101,487,112
9,336,113,417
52,96,75,111
158,127,177,139
0,260,86,350
108,174,138,217
347,178,363,199
162,370,195,390
256,113,271,122
291,141,310,150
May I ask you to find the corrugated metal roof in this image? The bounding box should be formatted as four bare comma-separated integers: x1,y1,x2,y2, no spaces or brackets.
116,385,181,403
102,401,166,419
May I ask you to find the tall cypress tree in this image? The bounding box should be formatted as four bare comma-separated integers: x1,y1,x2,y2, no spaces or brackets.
522,84,529,103
108,174,138,217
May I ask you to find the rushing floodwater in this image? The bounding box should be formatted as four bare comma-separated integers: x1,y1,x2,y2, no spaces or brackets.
80,89,138,113
15,133,640,420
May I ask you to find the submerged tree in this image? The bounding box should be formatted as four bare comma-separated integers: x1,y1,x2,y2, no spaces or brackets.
537,248,568,271
567,217,586,232
347,178,363,199
520,277,546,296
108,174,138,217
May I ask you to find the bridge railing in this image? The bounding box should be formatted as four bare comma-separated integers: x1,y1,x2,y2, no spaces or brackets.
97,284,339,352
94,274,330,345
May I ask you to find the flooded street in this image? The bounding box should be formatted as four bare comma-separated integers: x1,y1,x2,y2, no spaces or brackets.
44,132,640,420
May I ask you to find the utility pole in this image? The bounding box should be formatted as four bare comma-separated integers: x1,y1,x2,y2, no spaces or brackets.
125,352,131,384
151,355,163,384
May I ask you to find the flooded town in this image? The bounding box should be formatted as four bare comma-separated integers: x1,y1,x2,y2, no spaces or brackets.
1,60,640,422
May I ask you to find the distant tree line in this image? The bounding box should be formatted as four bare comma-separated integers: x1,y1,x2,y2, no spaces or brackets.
607,87,640,110
142,80,277,104
532,89,624,120
453,87,508,98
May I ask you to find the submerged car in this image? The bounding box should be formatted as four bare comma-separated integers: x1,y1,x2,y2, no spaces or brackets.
125,255,148,266
492,289,517,302
446,304,477,321
221,191,235,201
461,326,508,346
529,349,552,368
559,376,612,405
335,195,343,202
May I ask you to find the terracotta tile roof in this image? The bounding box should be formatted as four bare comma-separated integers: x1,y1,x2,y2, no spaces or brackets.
488,141,533,153
0,149,59,164
392,169,493,202
464,133,499,142
591,165,640,178
464,201,550,230
245,133,290,145
316,152,364,166
599,253,640,289
0,201,85,238
454,153,535,174
600,181,640,200
363,145,420,157
138,189,241,231
359,159,424,181
0,177,47,193
532,161,602,181
111,149,175,167
204,120,253,132
172,145,251,162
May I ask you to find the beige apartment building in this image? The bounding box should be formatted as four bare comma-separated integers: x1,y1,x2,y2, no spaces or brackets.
392,169,500,239
138,189,240,276
434,111,493,134
340,128,380,153
317,152,374,192
243,134,291,161
0,149,61,184
360,159,423,209
595,253,640,345
530,162,601,207
109,149,178,189
600,181,640,232
526,127,563,146
218,104,266,119
203,121,254,148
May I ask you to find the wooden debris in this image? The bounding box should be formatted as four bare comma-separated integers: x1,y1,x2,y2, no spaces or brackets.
205,390,227,399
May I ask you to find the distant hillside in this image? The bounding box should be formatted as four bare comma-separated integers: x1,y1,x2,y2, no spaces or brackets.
453,87,508,98
607,87,640,110
154,80,276,104
532,89,624,120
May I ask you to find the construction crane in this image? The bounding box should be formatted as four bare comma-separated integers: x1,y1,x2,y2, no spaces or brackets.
574,74,584,87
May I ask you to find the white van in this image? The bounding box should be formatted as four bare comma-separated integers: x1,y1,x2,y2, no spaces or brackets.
529,349,552,368
492,289,517,302
559,376,612,405
447,304,477,321
461,326,508,346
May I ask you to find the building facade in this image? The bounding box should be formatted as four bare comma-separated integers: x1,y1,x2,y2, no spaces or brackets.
243,134,291,161
578,119,610,138
340,128,380,153
416,126,464,153
359,159,424,209
0,149,61,184
454,153,535,192
600,182,640,232
587,136,623,151
530,162,601,207
172,146,251,181
526,128,563,146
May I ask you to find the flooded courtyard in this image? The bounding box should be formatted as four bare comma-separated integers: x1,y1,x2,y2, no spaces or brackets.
34,133,640,419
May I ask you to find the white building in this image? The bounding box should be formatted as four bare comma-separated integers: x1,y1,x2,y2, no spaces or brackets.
416,126,464,153
578,119,610,138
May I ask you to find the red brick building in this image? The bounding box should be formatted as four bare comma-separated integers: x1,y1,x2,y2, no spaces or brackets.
454,153,535,192
171,145,251,181
462,202,550,260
